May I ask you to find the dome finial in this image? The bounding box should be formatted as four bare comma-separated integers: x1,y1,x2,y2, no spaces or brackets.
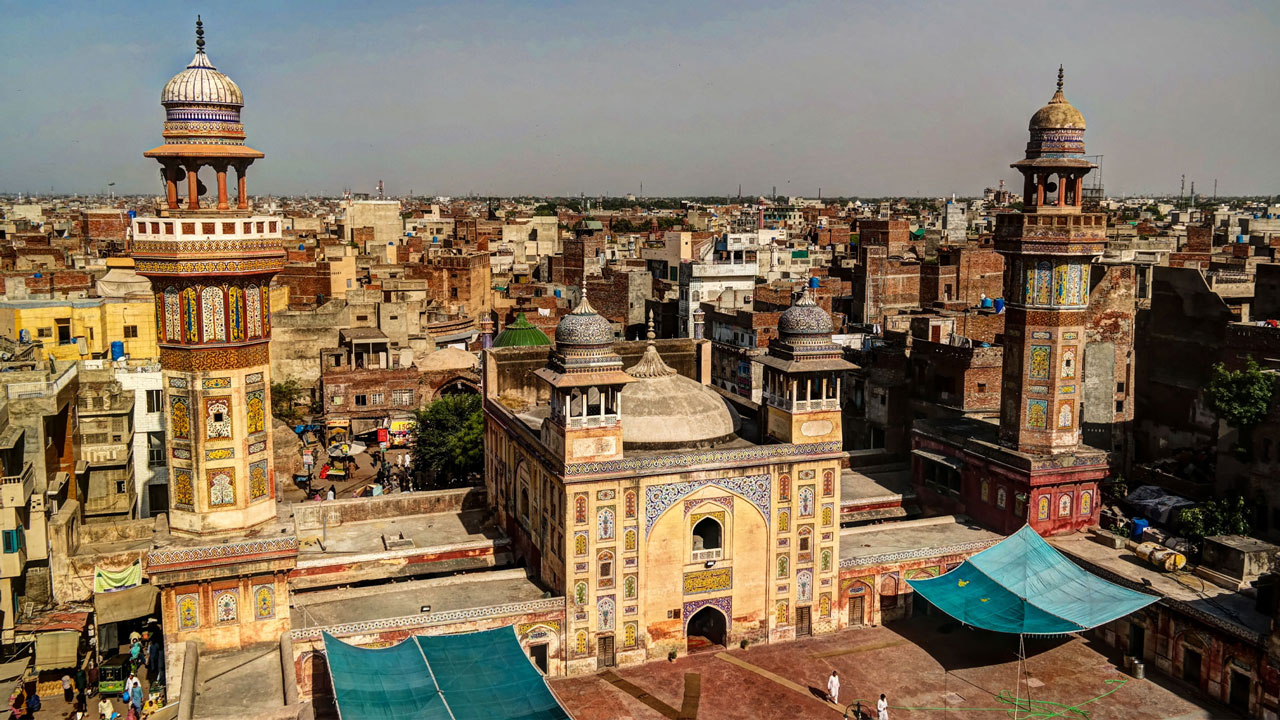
646,310,656,342
1057,64,1064,93
195,15,205,53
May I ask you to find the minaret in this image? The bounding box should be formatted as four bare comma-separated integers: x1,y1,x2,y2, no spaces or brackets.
760,278,853,444
536,292,632,464
995,67,1105,454
133,18,286,535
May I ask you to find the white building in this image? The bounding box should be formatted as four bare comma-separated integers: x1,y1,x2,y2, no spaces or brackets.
85,359,168,517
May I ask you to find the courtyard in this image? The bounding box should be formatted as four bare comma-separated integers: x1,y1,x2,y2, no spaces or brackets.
550,615,1240,720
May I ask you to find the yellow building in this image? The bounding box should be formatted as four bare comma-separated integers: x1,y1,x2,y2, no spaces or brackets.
0,297,159,363
484,291,852,673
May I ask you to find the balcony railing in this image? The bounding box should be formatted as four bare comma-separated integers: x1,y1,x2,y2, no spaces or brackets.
691,548,723,563
0,464,35,509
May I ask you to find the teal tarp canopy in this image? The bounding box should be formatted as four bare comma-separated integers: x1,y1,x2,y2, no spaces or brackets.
323,627,570,720
907,525,1158,635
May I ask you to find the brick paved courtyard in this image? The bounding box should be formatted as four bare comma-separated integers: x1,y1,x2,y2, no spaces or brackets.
551,616,1240,719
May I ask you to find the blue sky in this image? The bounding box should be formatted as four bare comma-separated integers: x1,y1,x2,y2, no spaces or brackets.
1,0,1277,197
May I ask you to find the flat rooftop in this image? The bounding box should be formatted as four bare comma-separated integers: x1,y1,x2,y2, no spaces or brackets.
194,646,284,718
1050,533,1271,639
840,516,1000,566
297,509,498,558
291,568,549,629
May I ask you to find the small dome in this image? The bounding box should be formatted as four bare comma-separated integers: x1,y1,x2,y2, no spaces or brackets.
162,51,243,106
555,294,613,346
1029,66,1084,130
494,313,551,348
778,289,833,337
416,347,479,372
622,345,737,449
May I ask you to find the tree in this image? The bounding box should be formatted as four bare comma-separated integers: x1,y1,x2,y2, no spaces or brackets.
1205,358,1276,454
271,378,307,425
410,393,484,487
1174,495,1252,542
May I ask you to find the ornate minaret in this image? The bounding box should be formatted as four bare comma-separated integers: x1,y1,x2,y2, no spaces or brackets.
133,18,286,535
996,67,1105,455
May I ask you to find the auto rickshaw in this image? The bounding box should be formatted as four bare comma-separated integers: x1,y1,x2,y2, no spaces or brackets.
98,655,130,695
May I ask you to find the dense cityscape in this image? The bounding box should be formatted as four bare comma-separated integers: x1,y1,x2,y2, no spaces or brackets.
1,7,1279,720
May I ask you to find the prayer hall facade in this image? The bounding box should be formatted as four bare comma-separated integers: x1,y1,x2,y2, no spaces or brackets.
484,293,854,672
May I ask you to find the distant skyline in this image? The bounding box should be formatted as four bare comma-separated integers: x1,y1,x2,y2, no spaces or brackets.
1,1,1277,198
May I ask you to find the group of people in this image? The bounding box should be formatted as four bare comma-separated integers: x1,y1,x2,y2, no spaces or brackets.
826,671,890,720
304,448,422,500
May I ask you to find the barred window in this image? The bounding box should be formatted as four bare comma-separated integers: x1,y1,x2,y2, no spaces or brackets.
392,389,414,406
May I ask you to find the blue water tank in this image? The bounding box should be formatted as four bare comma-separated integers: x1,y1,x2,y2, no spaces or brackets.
1131,518,1149,539
1238,234,1247,243
809,276,820,290
981,297,994,308
127,210,136,218
298,244,305,251
993,298,1005,313
110,341,125,360
554,289,562,298
18,329,29,343
33,272,42,279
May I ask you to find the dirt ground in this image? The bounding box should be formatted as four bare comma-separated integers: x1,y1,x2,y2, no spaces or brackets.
550,615,1241,720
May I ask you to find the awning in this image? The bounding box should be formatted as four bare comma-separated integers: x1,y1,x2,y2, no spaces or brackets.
324,626,570,720
94,584,159,626
911,448,964,471
908,525,1158,635
34,631,80,672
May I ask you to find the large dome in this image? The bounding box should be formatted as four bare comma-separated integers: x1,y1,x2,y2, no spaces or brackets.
162,50,243,106
621,343,737,449
494,312,551,348
1028,66,1084,130
778,289,833,337
555,294,613,346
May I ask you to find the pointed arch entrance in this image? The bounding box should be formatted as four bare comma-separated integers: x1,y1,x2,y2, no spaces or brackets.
686,605,728,652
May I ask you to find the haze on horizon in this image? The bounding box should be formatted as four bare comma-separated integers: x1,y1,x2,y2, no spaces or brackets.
1,0,1276,199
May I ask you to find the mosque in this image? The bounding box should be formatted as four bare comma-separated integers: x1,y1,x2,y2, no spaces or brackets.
484,288,853,670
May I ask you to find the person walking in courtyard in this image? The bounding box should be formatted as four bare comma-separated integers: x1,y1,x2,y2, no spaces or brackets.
826,671,840,705
877,693,889,720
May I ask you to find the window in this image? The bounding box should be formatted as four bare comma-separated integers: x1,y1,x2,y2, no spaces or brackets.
116,481,127,494
798,534,811,553
450,287,458,298
1,529,23,554
356,315,368,322
124,325,139,339
354,394,368,407
370,392,384,405
1117,382,1126,393
1115,400,1124,413
146,389,162,413
977,382,987,393
147,431,165,467
331,396,343,406
37,328,52,339
392,389,414,406
56,319,72,345
692,517,723,560
212,410,225,423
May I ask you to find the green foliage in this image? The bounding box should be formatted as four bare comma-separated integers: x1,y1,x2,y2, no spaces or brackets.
270,378,307,425
1174,495,1252,541
410,393,484,486
532,203,559,216
610,217,637,233
655,217,683,231
1205,358,1276,430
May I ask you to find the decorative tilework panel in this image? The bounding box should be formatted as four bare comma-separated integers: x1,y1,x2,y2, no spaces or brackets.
574,494,587,524
248,440,267,455
822,470,834,497
645,475,770,538
1026,399,1048,429
1057,400,1074,428
574,532,587,557
172,447,192,461
205,448,233,460
205,397,232,440
597,506,615,541
254,584,275,620
683,596,732,632
596,489,615,501
597,596,615,631
778,508,790,533
624,575,637,599
1080,490,1093,516
821,504,834,527
624,622,637,647
799,486,815,517
202,286,226,342
215,589,238,624
245,371,264,385
173,469,194,511
683,568,732,595
623,528,637,552
797,569,813,603
177,593,199,630
170,395,191,440
777,554,789,579
208,468,235,507
1028,345,1051,380
246,389,266,434
202,377,231,389
249,460,269,501
684,495,732,516
624,491,637,519
168,376,188,389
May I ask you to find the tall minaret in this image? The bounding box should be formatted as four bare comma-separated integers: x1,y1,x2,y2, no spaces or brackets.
133,17,286,535
995,67,1105,454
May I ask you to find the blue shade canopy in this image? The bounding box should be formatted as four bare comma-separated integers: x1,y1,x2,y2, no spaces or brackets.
907,525,1158,635
323,627,571,720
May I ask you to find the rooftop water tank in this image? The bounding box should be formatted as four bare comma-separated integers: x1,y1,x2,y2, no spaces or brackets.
110,341,125,360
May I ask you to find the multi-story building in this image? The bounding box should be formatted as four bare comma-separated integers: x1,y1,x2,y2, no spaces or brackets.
0,296,158,363
76,369,136,523
676,243,757,338
0,395,36,644
341,199,402,249
701,304,781,403
320,328,421,439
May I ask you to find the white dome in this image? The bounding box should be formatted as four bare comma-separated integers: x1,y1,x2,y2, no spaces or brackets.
620,343,737,448
162,51,243,106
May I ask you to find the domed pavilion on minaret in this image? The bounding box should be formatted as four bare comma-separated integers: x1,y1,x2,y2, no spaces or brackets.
133,17,298,660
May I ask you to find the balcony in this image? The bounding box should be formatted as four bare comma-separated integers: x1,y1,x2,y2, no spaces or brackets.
691,548,723,563
0,463,34,509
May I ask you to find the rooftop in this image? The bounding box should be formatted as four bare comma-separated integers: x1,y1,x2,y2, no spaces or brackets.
1049,533,1271,640
296,509,498,559
291,568,548,629
840,516,1000,566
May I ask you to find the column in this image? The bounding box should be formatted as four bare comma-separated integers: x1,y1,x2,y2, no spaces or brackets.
235,162,249,210
1035,174,1045,207
1057,173,1065,207
215,163,229,210
164,164,179,209
186,162,200,210
1075,176,1084,207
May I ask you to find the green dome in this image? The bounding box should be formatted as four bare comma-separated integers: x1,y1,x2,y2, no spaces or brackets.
494,313,551,348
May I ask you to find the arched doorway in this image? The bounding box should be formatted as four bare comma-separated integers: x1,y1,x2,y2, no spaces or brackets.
439,379,479,397
686,606,727,652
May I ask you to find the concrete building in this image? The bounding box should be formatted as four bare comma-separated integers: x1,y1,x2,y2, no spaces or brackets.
76,368,136,523
0,297,159,363
341,199,402,249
